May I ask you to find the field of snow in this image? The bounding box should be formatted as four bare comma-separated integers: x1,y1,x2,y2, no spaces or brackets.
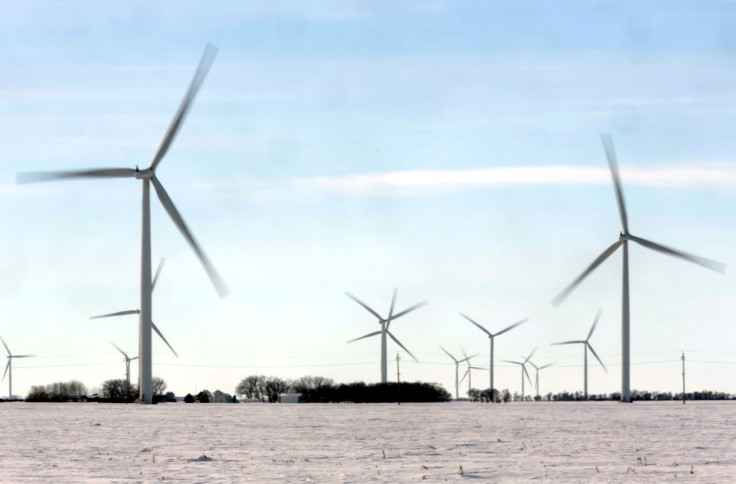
0,401,733,482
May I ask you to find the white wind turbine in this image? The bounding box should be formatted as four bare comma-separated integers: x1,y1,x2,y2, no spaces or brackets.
91,258,178,358
1,336,34,400
460,313,528,393
17,45,228,404
459,349,487,397
502,346,537,401
439,347,478,400
551,308,607,400
552,134,725,403
527,360,556,400
111,342,138,390
346,288,427,383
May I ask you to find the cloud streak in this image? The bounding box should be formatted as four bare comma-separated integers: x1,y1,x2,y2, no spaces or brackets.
298,165,736,196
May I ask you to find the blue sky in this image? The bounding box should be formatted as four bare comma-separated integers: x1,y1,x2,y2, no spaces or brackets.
1,1,736,398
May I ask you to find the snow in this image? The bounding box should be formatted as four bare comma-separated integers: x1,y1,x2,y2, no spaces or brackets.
0,401,733,481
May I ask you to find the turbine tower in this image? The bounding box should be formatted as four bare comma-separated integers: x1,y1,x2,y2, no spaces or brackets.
1,336,34,400
17,45,228,404
527,360,556,399
552,134,725,403
460,313,528,394
111,343,138,390
91,258,178,358
459,349,487,397
552,308,606,400
502,346,537,401
345,288,427,383
439,347,477,400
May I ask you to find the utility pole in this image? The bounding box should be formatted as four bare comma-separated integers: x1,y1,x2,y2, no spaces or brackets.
396,353,401,405
681,351,686,405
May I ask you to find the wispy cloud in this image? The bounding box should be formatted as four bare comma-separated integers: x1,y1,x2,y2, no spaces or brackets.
297,165,736,197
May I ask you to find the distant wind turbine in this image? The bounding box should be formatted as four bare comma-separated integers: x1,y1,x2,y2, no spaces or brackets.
502,346,537,401
91,258,178,358
1,336,34,400
439,347,478,400
552,308,606,400
346,288,427,383
459,349,487,397
17,45,228,404
110,343,138,390
460,313,528,393
527,360,556,399
552,134,725,403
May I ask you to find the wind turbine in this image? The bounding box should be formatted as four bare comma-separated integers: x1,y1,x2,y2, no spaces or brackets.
459,349,487,397
527,360,556,400
17,45,228,404
460,313,528,394
91,258,178,358
439,347,478,400
552,308,607,400
346,288,427,383
111,343,138,390
1,336,34,400
502,346,537,401
552,134,725,403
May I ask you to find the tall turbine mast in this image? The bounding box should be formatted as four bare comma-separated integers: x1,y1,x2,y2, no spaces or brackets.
552,308,607,399
18,45,229,404
502,346,537,402
1,336,34,400
460,313,528,395
552,134,725,403
440,347,477,400
346,288,427,383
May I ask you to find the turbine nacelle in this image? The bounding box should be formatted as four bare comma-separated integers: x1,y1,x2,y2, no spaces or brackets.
134,169,154,180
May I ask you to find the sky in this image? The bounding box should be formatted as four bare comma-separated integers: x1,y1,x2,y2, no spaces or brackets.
1,0,736,399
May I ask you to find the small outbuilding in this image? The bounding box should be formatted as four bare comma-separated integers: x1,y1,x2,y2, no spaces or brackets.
278,392,303,404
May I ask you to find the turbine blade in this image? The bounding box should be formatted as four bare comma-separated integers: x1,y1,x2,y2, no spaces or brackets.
149,44,218,171
347,330,381,344
391,300,428,320
16,168,136,184
528,361,539,370
90,309,140,320
587,307,604,341
12,355,34,358
601,133,629,234
344,292,383,320
130,356,140,361
152,321,179,358
470,366,487,371
588,344,607,373
460,368,469,384
0,336,10,355
495,317,529,337
551,240,624,307
460,313,491,336
459,353,480,363
522,364,533,386
501,360,522,365
110,342,127,359
387,331,417,362
1,360,9,382
629,234,726,274
539,362,557,370
551,340,585,346
524,346,538,364
152,257,167,292
151,176,229,298
388,288,398,320
439,346,457,363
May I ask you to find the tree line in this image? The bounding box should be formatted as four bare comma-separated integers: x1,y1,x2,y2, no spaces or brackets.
465,388,735,402
235,375,451,403
25,377,171,403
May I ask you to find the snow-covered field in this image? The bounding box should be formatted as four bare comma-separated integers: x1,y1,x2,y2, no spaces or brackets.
0,401,733,482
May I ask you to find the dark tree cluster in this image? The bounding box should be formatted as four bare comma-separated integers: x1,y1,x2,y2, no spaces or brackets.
234,375,451,403
25,380,88,402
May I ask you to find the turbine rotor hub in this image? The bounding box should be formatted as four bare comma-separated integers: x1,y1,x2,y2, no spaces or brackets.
135,169,154,180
